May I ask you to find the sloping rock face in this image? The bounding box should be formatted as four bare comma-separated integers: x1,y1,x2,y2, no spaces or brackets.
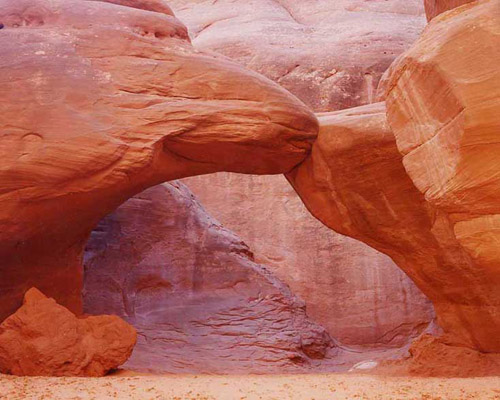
179,0,433,347
288,0,500,354
424,0,475,20
0,288,136,377
0,0,317,321
83,183,334,373
170,0,426,112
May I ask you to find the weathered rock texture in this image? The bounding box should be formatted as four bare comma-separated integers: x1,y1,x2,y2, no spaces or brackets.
385,0,500,352
185,174,434,347
170,0,426,112
179,0,433,347
83,183,334,373
0,288,136,377
0,0,317,321
424,0,476,20
288,0,500,353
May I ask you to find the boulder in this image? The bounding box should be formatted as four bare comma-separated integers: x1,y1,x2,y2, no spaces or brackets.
83,183,334,373
0,0,317,321
0,288,136,377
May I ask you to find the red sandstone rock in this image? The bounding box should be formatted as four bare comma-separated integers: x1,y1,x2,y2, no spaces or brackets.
83,183,334,373
424,0,476,20
288,0,500,353
0,288,136,377
403,335,500,377
178,0,433,347
0,0,317,321
384,0,500,353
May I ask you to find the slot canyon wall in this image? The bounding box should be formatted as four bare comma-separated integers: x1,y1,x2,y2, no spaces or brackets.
172,0,435,347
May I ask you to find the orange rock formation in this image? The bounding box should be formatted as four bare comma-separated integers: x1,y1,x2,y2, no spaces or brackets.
288,0,500,353
0,288,136,376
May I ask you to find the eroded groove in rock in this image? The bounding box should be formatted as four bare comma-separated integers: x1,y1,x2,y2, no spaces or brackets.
424,0,476,20
83,183,335,373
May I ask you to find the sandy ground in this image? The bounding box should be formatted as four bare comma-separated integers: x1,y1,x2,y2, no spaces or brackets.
0,371,499,400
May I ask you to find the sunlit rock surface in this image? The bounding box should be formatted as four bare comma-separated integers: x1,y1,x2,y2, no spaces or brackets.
289,0,500,354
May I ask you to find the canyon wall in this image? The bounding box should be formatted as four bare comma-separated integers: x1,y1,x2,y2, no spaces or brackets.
84,183,335,373
175,0,434,347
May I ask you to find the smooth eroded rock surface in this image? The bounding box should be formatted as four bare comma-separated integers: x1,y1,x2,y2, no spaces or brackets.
384,0,500,352
0,288,136,377
184,173,434,347
83,183,335,373
0,0,317,321
170,0,426,112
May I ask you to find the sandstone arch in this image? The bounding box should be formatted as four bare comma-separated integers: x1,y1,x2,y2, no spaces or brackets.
0,0,317,321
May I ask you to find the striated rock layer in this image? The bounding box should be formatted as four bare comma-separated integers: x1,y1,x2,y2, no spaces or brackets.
83,183,334,373
0,0,317,321
180,0,433,347
0,288,136,377
384,0,500,352
288,0,500,354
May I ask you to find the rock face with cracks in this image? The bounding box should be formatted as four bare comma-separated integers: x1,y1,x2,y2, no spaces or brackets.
83,183,334,373
288,0,500,354
0,288,136,377
0,0,317,321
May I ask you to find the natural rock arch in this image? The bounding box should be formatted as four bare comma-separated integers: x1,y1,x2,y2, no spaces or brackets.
0,0,317,321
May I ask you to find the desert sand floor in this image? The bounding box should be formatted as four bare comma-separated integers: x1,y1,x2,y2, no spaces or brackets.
1,371,499,400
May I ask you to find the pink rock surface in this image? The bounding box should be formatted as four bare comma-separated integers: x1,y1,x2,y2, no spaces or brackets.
170,0,426,112
185,174,434,347
0,288,136,377
179,0,433,347
83,183,335,373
